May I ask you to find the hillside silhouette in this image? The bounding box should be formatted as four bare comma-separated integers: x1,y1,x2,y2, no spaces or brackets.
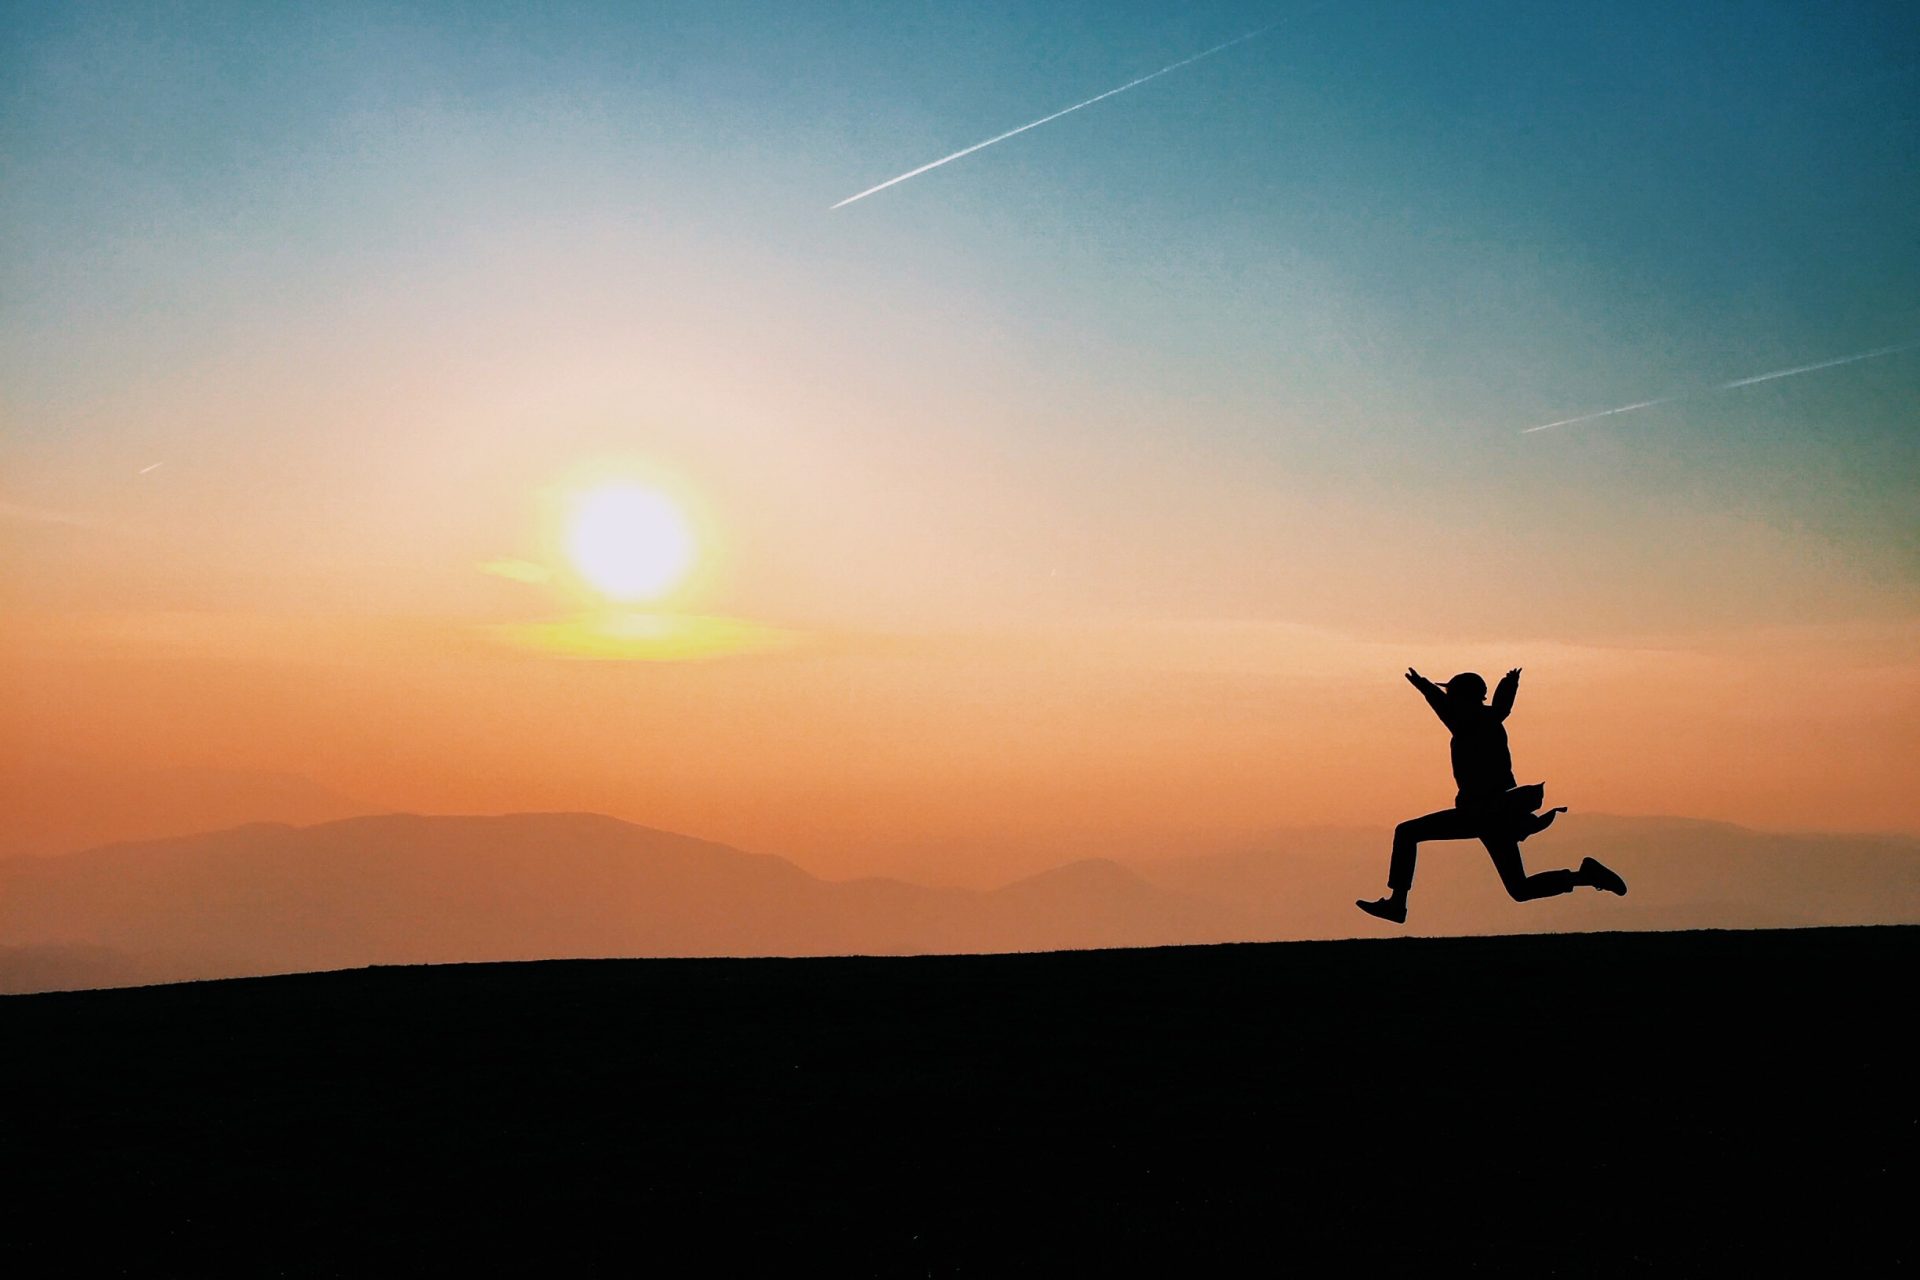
2,927,1907,1273
4,811,1917,992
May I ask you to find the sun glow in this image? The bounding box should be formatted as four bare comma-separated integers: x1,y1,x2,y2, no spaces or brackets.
565,484,696,602
489,611,801,661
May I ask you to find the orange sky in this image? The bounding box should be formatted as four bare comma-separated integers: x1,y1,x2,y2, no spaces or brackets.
5,594,1915,884
5,303,1915,885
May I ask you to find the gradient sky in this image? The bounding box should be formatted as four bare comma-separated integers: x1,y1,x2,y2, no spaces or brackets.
4,2,1917,883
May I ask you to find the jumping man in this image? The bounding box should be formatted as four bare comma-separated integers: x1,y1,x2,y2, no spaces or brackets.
1356,667,1626,924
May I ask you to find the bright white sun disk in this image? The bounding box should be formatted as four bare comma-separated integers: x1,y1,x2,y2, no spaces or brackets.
566,485,695,602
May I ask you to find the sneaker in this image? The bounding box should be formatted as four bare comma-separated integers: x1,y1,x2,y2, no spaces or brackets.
1355,896,1408,924
1579,857,1627,896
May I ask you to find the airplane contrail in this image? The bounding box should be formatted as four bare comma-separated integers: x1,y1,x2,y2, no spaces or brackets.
1520,339,1920,434
831,17,1299,210
1713,341,1919,390
1521,397,1677,435
138,461,164,474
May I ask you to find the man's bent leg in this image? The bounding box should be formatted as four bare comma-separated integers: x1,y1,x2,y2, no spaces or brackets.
1482,837,1577,901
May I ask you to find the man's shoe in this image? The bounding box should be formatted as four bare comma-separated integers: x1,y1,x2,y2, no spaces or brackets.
1579,857,1627,896
1355,897,1408,924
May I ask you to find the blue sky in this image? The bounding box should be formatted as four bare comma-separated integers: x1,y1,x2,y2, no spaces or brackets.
4,0,1917,635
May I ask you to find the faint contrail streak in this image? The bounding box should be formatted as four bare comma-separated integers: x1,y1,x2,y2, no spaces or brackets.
1520,397,1676,435
832,18,1297,209
1713,341,1919,389
1520,339,1920,434
138,461,164,474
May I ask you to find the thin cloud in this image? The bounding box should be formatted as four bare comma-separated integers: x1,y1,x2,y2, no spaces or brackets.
486,611,806,662
0,499,95,528
478,558,555,585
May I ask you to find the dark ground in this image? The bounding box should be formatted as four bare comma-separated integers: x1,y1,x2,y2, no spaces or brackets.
2,926,1911,1275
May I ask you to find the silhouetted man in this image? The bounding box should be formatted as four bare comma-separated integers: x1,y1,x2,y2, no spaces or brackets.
1356,667,1626,924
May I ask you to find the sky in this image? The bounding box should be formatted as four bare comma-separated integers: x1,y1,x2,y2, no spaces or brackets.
3,1,1918,883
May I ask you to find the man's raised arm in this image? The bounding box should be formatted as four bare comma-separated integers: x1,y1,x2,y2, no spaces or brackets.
1406,668,1453,726
1492,667,1521,721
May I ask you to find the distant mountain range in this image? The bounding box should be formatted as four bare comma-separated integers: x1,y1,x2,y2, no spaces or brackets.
2,811,1915,993
0,813,1258,992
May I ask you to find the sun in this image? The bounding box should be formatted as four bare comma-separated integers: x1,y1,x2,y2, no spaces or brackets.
564,483,696,603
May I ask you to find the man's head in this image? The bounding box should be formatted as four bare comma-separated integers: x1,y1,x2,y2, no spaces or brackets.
1442,672,1487,703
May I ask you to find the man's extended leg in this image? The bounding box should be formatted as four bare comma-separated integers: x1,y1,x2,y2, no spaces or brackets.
1357,808,1481,923
1482,839,1627,901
